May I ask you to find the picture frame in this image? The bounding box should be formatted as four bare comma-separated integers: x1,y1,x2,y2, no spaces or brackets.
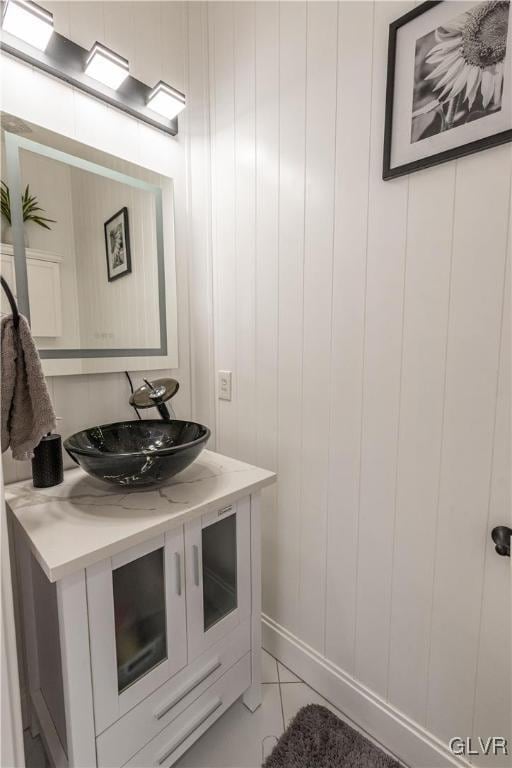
104,206,132,281
383,0,512,180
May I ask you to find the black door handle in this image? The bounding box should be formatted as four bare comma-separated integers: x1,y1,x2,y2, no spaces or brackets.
491,526,512,557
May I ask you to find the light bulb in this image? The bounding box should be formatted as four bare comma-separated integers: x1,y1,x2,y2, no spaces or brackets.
85,42,129,90
147,81,185,120
2,0,54,51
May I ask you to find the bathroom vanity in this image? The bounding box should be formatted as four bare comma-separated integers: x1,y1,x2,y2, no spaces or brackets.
6,451,275,768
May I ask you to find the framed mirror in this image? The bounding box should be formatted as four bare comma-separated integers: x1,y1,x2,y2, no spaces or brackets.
1,116,178,376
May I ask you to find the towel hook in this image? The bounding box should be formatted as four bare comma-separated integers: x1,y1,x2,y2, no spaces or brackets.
0,276,20,329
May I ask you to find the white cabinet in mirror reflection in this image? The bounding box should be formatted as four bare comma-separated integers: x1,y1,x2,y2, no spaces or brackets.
0,243,62,337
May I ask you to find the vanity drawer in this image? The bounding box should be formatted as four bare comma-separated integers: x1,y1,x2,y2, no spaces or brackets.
124,653,251,767
96,620,250,767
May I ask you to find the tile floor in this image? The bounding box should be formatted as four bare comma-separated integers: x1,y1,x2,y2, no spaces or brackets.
23,649,402,768
175,650,406,767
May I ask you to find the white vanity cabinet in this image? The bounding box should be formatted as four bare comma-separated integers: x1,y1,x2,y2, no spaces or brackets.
6,451,275,768
185,499,251,661
87,529,188,733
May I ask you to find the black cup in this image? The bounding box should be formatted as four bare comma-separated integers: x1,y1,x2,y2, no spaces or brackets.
32,433,64,488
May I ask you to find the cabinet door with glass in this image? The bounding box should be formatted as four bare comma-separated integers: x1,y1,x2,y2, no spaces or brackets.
86,529,187,733
185,497,251,661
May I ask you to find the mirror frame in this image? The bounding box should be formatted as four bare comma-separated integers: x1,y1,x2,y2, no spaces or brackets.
3,129,178,376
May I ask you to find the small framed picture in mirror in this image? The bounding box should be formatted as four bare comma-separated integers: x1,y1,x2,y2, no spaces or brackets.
104,207,132,281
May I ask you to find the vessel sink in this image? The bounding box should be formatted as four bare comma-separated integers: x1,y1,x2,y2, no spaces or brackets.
64,420,210,488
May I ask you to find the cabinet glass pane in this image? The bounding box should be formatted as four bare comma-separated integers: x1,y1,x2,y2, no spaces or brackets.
113,548,167,693
202,514,237,632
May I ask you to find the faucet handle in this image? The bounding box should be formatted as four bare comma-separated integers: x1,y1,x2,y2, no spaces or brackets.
130,378,179,409
143,379,168,402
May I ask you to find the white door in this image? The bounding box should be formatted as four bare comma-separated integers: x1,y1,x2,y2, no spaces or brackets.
185,498,251,661
86,528,187,733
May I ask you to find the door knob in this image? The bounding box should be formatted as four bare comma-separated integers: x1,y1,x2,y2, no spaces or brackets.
491,526,512,557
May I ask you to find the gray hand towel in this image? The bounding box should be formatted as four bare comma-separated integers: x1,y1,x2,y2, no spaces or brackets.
1,315,56,460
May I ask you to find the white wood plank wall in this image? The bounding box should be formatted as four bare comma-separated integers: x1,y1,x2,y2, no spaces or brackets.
186,2,512,763
2,2,510,763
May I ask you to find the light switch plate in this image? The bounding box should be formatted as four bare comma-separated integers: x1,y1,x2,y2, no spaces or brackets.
218,370,232,401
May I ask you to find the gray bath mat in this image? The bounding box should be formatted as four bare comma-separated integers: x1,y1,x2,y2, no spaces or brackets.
263,704,401,768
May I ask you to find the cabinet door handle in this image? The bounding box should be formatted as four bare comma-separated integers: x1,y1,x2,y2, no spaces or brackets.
192,544,200,587
153,658,221,720
174,552,182,596
157,697,222,764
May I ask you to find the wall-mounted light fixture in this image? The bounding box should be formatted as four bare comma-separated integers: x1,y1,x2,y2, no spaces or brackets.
2,0,54,51
85,42,129,90
147,81,186,120
0,2,185,136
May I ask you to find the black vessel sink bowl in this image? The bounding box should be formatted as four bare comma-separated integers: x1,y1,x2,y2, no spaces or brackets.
64,420,210,488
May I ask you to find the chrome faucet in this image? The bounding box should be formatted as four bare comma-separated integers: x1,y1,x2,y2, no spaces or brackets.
129,377,179,420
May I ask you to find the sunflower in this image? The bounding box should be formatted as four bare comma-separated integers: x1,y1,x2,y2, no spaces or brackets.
425,1,509,117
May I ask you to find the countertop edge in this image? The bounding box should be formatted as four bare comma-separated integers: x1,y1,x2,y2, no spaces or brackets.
7,470,276,583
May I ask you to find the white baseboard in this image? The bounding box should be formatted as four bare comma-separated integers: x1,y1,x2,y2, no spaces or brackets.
262,614,469,768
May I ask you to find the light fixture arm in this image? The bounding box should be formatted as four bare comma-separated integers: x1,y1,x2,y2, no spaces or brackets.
0,27,181,136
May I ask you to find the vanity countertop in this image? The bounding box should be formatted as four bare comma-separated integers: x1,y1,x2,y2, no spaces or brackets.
5,450,275,582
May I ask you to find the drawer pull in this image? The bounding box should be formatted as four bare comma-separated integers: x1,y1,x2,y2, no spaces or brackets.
154,658,222,720
156,697,222,765
192,544,200,586
174,552,182,596
218,505,233,516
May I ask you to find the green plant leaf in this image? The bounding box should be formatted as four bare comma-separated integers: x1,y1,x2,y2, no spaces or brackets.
30,218,53,230
0,180,56,230
1,180,11,225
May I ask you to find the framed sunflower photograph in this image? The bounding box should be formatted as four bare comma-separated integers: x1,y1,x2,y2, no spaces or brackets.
383,1,512,179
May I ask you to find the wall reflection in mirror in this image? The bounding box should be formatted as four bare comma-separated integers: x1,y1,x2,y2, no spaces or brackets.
0,115,175,372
